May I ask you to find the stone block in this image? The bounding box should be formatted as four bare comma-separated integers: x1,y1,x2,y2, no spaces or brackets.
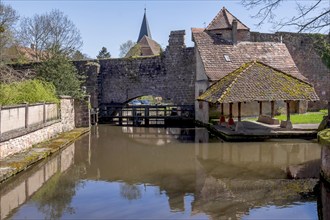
257,115,280,125
280,120,293,129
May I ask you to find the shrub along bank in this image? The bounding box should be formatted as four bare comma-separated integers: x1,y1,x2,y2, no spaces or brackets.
0,79,59,105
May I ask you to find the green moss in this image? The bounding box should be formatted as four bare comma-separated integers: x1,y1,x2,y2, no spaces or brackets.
318,129,330,146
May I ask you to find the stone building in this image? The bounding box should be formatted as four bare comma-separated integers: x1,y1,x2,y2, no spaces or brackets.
192,7,323,123
126,9,162,57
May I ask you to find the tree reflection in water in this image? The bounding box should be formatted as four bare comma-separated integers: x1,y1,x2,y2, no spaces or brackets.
31,165,85,220
120,183,142,200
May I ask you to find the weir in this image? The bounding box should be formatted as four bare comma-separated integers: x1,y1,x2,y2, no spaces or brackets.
98,104,195,126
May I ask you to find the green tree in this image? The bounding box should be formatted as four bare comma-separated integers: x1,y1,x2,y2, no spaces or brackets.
36,55,85,98
71,50,89,60
96,47,111,59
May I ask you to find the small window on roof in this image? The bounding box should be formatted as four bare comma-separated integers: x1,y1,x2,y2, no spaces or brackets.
224,55,231,62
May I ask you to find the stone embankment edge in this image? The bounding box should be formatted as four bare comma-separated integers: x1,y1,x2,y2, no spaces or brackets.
0,128,89,183
318,129,330,183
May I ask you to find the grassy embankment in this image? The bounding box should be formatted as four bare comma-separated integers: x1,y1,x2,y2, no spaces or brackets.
245,109,328,124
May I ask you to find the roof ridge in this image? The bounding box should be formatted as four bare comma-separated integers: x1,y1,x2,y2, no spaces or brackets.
254,60,312,86
218,61,255,102
206,6,224,30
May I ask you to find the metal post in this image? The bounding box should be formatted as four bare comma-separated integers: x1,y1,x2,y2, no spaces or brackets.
271,101,275,118
238,102,241,122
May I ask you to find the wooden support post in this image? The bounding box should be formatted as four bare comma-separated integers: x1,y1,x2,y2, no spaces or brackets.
220,103,225,124
328,101,330,127
259,101,263,116
238,102,241,122
145,107,149,126
271,101,275,118
286,101,291,122
119,109,123,126
228,103,234,125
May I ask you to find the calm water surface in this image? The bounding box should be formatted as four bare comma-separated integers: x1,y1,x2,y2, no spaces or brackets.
1,125,327,219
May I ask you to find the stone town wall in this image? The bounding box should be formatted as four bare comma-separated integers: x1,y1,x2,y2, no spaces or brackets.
0,97,75,159
74,30,196,106
74,96,91,128
250,32,330,110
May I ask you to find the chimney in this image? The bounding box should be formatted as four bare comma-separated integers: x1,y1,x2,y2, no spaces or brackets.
232,19,238,45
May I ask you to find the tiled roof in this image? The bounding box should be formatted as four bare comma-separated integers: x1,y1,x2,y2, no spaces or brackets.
198,61,319,103
192,31,307,81
206,7,249,31
126,36,161,57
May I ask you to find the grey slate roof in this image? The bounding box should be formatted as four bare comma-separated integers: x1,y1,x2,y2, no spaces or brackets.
198,61,319,103
206,7,249,31
192,30,307,82
137,9,152,42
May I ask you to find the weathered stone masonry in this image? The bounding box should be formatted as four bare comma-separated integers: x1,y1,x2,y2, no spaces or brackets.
74,31,196,108
74,30,328,113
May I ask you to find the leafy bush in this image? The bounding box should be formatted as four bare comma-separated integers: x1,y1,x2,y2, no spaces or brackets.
0,79,59,105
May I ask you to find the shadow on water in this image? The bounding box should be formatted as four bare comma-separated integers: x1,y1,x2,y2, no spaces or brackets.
0,125,327,219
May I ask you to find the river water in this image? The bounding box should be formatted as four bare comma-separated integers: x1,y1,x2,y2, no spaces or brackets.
1,125,328,219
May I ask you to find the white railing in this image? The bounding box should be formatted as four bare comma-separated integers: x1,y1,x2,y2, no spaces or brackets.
0,103,59,136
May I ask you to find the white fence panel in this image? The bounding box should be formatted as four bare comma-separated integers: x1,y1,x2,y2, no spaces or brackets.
28,105,44,126
46,104,58,121
1,107,26,133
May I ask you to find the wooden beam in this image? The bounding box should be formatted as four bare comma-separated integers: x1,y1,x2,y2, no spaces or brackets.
271,101,275,118
286,101,291,121
221,103,224,116
259,101,263,116
238,102,241,122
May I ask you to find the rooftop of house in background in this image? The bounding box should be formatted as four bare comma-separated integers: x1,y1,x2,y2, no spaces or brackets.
3,45,42,63
198,61,319,104
192,7,308,82
206,6,249,31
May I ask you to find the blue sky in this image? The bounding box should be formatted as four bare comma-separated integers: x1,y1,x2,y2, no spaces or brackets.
3,0,327,58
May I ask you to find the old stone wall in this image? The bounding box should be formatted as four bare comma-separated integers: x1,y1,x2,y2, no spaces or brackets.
74,96,91,128
0,97,75,159
250,32,329,110
74,30,196,107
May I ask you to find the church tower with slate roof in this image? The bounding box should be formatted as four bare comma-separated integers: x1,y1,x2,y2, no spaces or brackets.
126,8,161,57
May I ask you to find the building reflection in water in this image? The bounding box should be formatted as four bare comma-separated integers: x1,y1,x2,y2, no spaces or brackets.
0,126,326,219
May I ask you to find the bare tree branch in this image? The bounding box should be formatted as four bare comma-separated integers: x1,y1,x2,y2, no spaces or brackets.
242,0,330,33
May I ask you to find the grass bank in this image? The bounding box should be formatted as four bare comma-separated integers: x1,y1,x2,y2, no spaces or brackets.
245,109,328,124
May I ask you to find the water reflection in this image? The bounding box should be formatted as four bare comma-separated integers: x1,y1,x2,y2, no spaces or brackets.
0,126,325,219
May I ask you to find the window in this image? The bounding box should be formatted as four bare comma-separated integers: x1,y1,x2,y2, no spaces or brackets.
224,55,231,62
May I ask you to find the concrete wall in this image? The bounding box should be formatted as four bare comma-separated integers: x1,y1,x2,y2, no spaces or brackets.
251,32,329,110
0,97,75,159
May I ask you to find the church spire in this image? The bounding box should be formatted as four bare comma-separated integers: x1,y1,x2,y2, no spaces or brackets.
137,8,152,42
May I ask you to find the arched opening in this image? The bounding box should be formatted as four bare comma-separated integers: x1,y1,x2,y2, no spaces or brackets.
99,95,194,127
